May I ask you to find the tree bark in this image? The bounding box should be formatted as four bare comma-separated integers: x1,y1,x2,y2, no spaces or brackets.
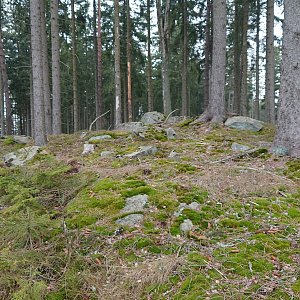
41,0,52,134
114,0,122,127
71,0,79,132
51,0,61,134
181,0,189,116
0,30,13,134
0,62,4,136
147,0,154,112
240,0,249,116
157,0,171,114
196,0,226,123
96,0,104,129
204,0,212,111
253,0,260,120
30,0,47,146
126,0,133,121
265,0,275,123
233,0,242,115
273,0,300,157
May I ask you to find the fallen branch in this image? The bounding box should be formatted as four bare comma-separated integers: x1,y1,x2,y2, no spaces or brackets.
89,110,110,131
164,109,179,124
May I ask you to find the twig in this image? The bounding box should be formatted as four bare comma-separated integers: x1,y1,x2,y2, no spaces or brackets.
164,109,179,123
89,110,110,131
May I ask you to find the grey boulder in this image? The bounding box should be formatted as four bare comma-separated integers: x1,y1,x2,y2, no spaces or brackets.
121,194,149,214
225,116,263,132
124,146,158,158
141,111,164,124
115,214,144,227
231,142,250,152
4,146,40,166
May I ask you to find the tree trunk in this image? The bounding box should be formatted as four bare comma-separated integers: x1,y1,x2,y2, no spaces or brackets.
126,0,133,121
71,0,79,132
0,30,13,135
157,0,171,114
233,0,242,115
114,0,122,127
147,0,154,112
240,0,249,116
253,0,260,120
41,0,52,134
96,0,104,130
265,0,275,123
272,0,300,157
30,0,47,146
51,0,61,134
196,0,226,123
204,0,212,111
181,0,189,116
0,64,4,136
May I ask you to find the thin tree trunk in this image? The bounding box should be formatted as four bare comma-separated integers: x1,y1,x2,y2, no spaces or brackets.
181,0,189,116
30,0,47,146
96,0,103,129
157,0,171,114
147,0,153,112
51,0,61,134
204,0,212,111
41,0,52,134
272,0,300,157
71,0,79,132
240,0,249,116
265,0,275,123
126,0,133,121
114,0,122,127
253,0,260,120
0,65,4,136
0,30,13,134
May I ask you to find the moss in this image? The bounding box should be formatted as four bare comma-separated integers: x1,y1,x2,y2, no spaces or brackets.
187,252,208,266
292,280,300,294
287,208,300,218
179,119,194,127
11,280,47,300
66,215,98,229
284,160,300,179
145,127,167,141
178,188,208,204
175,163,197,173
3,136,16,145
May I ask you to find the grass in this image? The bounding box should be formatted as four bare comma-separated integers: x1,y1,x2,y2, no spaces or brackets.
1,122,300,299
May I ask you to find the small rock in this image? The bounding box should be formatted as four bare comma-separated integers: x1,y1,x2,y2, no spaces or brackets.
271,146,289,156
180,219,194,234
188,202,201,210
13,135,31,144
166,127,177,140
124,146,158,158
165,116,182,124
225,116,264,132
100,151,115,157
168,150,180,158
121,194,148,214
231,142,250,152
116,122,146,133
79,132,88,139
82,144,95,155
3,146,40,166
141,111,165,124
89,135,112,142
174,202,200,217
115,214,144,227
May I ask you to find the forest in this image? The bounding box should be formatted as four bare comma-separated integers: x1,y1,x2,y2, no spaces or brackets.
0,0,300,299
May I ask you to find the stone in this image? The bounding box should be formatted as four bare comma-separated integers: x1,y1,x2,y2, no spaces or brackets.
121,194,148,214
124,146,158,158
116,122,146,133
13,135,31,144
231,142,250,152
165,116,182,124
166,127,177,140
141,111,165,124
100,151,115,157
168,150,180,158
180,219,194,234
225,116,264,132
79,132,88,139
82,144,95,155
89,135,112,142
174,202,200,217
115,214,144,227
3,146,40,166
271,146,289,156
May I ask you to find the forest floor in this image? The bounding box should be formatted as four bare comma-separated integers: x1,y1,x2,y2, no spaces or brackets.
0,121,300,300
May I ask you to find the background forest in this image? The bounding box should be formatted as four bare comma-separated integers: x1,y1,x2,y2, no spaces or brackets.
0,0,283,137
